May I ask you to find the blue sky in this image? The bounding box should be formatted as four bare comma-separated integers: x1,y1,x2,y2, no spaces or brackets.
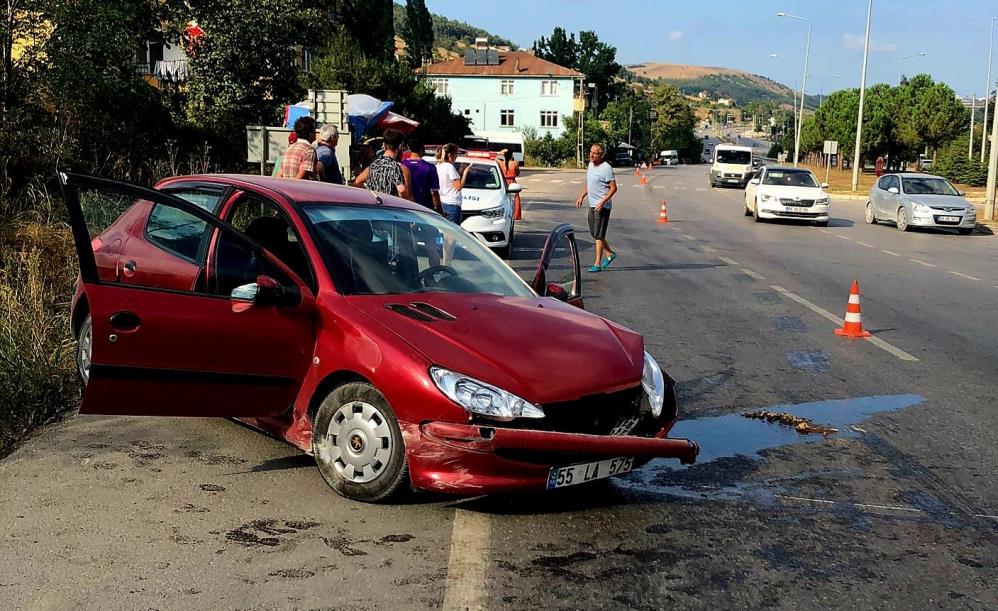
424,0,996,97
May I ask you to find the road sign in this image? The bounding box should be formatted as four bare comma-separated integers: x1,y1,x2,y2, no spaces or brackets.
823,140,839,155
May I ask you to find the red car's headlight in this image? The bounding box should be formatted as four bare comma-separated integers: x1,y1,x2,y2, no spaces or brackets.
429,367,544,422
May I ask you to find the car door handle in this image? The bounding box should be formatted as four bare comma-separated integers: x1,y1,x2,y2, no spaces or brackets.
109,311,141,332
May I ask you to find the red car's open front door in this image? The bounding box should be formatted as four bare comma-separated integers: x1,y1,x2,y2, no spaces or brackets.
60,172,316,418
531,223,583,309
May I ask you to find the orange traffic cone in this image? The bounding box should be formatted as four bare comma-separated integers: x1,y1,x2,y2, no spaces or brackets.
634,167,640,176
834,281,871,338
657,201,669,224
640,173,649,186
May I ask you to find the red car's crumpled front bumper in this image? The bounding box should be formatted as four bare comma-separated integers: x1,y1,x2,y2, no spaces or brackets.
403,421,699,495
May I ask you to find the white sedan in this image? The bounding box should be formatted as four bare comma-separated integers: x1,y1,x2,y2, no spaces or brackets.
744,166,830,226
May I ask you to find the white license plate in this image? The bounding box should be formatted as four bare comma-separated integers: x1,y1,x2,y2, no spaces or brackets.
786,206,807,211
546,457,634,490
939,216,960,222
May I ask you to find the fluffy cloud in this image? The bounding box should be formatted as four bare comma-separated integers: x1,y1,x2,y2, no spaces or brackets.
667,31,684,43
842,33,896,52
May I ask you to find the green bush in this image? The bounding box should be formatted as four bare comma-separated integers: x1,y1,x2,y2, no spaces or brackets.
932,134,988,187
524,132,574,167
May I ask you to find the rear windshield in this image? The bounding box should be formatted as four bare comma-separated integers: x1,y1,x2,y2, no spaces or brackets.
763,170,819,188
902,177,958,196
716,150,751,164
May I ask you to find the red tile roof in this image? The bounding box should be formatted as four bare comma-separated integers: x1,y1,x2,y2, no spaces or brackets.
420,51,584,78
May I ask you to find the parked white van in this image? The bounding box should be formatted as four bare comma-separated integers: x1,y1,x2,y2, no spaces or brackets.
709,145,754,188
660,150,679,166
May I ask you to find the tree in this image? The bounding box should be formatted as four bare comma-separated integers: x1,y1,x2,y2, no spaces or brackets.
400,0,433,68
182,0,321,164
331,0,395,62
575,31,622,113
601,90,652,155
909,80,968,158
532,27,576,69
650,83,701,162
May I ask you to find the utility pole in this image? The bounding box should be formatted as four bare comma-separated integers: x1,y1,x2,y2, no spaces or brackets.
628,104,633,146
851,0,873,192
986,81,998,220
969,94,976,160
983,19,996,163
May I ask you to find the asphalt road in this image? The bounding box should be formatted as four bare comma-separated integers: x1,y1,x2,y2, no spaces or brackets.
2,165,997,609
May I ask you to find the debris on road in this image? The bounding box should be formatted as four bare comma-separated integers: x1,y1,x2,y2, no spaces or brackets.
742,411,839,436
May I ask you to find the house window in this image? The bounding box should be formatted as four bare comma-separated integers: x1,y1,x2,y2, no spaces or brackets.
431,78,449,95
540,111,559,128
501,80,514,95
500,109,515,127
541,80,559,96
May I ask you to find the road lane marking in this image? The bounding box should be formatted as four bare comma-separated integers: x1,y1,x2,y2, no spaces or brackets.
654,185,665,189
909,258,937,268
442,510,491,611
741,268,766,280
770,285,919,362
856,241,875,248
880,249,901,257
701,245,717,253
719,256,740,266
681,234,696,240
817,229,833,235
948,271,981,281
570,180,581,184
833,234,852,241
695,187,707,192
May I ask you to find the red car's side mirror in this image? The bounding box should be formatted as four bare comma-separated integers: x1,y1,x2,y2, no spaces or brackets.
546,283,569,302
230,275,300,308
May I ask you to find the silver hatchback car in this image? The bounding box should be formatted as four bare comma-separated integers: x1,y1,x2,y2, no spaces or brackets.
866,173,977,235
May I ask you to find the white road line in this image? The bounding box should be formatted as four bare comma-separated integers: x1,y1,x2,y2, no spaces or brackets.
442,510,491,611
653,185,665,189
880,249,901,257
909,258,937,268
770,285,919,362
948,271,981,281
817,229,833,235
833,234,852,241
741,268,766,280
695,187,707,192
681,234,696,240
856,241,875,248
549,179,564,184
570,180,582,184
701,245,717,253
975,514,998,520
719,256,740,266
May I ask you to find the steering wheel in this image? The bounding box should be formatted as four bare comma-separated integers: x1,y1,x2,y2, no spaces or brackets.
416,265,458,286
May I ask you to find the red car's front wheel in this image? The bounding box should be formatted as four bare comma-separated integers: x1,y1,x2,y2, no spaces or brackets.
312,382,409,503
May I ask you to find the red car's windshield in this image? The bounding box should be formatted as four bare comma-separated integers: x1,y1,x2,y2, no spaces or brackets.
302,205,534,297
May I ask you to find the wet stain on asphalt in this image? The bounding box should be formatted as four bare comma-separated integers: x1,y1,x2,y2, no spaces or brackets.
786,350,831,373
268,568,316,580
378,533,414,544
774,315,807,333
199,483,225,493
224,519,320,548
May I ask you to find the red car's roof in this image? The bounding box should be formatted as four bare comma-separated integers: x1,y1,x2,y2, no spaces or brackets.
168,174,427,211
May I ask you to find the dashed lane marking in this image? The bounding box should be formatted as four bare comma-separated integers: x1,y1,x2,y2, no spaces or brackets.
570,180,582,184
856,241,875,248
442,510,491,611
770,285,919,362
833,234,852,241
909,258,937,268
948,271,981,281
681,234,696,240
741,268,766,280
695,187,707,192
880,249,901,257
701,245,717,253
719,256,740,266
817,229,833,235
549,179,564,184
653,185,665,189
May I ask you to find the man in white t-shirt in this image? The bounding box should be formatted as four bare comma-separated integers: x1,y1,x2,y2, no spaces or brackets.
575,143,618,272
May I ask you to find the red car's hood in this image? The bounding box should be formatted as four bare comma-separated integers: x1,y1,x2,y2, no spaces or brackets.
350,293,644,404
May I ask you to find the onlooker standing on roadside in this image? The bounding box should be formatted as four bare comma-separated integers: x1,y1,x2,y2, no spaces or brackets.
401,135,441,212
315,124,344,184
575,143,618,272
277,116,318,180
497,148,522,220
352,129,412,200
272,132,298,177
435,143,471,224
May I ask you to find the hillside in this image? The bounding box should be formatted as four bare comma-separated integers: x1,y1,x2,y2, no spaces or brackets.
628,62,818,108
392,3,517,60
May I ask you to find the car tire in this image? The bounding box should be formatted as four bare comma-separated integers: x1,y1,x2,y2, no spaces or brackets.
752,200,762,223
865,202,878,224
76,314,92,387
958,227,974,236
312,381,409,503
495,221,514,259
896,208,910,232
744,202,752,216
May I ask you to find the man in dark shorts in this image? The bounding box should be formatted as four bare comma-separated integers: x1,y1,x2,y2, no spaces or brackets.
575,144,618,272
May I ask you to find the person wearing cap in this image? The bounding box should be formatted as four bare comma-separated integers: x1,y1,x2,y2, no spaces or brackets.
315,124,344,185
277,116,318,180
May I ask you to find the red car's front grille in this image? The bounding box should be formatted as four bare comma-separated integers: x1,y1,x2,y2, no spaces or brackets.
496,386,646,436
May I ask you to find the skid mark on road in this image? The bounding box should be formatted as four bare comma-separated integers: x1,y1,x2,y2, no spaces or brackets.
443,510,491,611
770,285,919,362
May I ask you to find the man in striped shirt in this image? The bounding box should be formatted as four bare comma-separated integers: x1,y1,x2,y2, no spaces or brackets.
278,116,318,180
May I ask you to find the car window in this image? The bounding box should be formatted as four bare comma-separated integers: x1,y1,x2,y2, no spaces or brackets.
716,150,751,164
161,185,228,214
877,176,891,190
762,171,819,188
223,195,314,289
145,203,210,263
901,177,958,196
303,205,534,297
456,162,502,190
887,176,900,191
209,228,297,298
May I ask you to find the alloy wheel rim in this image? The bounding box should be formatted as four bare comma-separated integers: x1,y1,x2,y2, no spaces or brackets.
78,320,92,384
324,401,393,484
866,204,874,223
898,210,907,231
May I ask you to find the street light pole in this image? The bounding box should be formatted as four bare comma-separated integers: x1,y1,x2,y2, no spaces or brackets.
969,94,976,160
898,52,926,85
851,0,874,192
771,53,799,163
778,12,812,167
982,19,997,164
986,85,998,220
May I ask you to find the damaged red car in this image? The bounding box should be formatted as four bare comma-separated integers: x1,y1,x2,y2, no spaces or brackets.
62,172,698,503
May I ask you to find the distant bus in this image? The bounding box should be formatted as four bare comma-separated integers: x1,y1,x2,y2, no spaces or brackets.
463,131,524,164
